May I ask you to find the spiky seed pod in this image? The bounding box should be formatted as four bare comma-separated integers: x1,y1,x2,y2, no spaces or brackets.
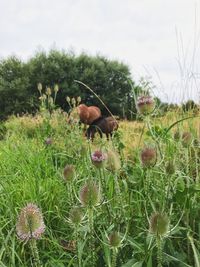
140,147,157,168
16,203,45,241
136,96,155,115
91,150,107,169
77,96,81,104
80,182,100,207
182,132,192,147
54,84,59,93
37,83,42,93
174,130,180,141
63,165,75,182
44,137,52,145
109,231,121,248
106,150,121,172
150,212,169,236
165,160,175,175
46,87,52,96
69,207,83,225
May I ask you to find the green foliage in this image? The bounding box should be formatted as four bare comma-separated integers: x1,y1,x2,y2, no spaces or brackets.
0,50,141,120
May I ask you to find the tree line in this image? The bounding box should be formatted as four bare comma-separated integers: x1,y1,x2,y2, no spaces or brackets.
0,50,144,120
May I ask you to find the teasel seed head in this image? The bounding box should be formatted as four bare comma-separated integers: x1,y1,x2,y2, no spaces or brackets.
109,231,121,248
182,132,192,147
80,181,100,207
106,149,121,172
91,150,107,169
140,147,157,168
63,165,75,182
16,203,45,241
136,95,155,115
69,207,83,225
149,212,169,236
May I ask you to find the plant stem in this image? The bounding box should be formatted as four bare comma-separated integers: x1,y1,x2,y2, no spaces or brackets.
88,208,95,267
156,235,163,267
111,248,118,267
30,239,41,267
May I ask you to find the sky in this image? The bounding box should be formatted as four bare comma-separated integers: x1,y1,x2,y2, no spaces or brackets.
0,0,200,103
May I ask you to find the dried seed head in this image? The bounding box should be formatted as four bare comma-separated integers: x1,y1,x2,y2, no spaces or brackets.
91,150,107,169
109,231,121,248
46,87,52,96
69,207,83,225
16,203,45,241
165,160,175,175
141,147,157,168
77,96,81,104
80,181,100,207
37,83,42,92
137,96,155,115
63,165,75,182
106,150,121,172
150,212,169,236
54,84,59,93
182,132,192,147
66,96,71,103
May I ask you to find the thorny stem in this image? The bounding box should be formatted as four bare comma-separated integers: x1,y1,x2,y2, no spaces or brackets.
156,235,163,267
88,208,96,267
30,239,41,267
111,248,118,267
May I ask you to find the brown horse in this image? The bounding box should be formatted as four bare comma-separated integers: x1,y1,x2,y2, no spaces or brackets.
77,104,101,125
86,116,118,140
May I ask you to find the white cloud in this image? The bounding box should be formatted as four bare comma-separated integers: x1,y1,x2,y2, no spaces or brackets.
0,0,200,103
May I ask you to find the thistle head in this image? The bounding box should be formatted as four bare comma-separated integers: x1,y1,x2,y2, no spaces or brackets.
63,165,75,182
109,231,121,248
91,150,107,169
149,212,169,236
16,203,45,241
140,147,157,168
69,207,83,225
80,181,100,207
136,95,155,115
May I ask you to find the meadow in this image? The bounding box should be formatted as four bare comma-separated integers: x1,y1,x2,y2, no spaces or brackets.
0,100,200,267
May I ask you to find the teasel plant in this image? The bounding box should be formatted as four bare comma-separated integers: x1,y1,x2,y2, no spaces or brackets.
66,207,85,267
149,211,169,267
78,180,101,267
16,203,45,267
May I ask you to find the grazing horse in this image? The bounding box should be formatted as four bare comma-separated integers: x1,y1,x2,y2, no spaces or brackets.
77,104,101,125
86,116,118,140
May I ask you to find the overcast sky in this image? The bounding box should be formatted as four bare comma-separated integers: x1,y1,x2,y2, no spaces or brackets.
0,0,200,103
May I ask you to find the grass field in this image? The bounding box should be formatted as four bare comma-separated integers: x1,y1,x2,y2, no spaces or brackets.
0,108,200,267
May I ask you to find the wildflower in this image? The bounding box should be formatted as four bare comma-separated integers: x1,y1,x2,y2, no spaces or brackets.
109,231,121,248
182,132,192,147
16,203,45,241
149,212,169,236
80,181,100,207
63,165,75,182
91,150,107,169
140,147,157,168
137,95,155,115
106,150,121,172
69,207,83,225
